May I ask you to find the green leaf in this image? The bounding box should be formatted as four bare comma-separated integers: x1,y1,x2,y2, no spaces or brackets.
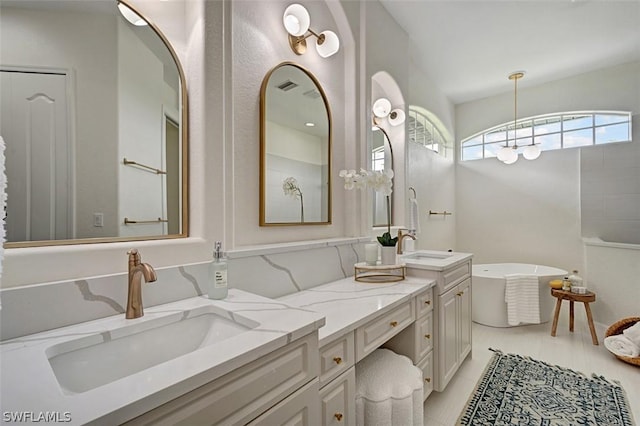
377,231,398,247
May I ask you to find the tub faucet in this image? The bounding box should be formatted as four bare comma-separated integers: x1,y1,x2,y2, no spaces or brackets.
126,249,157,319
397,229,416,255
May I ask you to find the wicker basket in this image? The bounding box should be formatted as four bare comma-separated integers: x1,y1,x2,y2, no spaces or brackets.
605,317,640,367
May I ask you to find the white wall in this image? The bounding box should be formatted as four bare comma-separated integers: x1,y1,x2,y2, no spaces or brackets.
406,59,457,250
456,61,640,275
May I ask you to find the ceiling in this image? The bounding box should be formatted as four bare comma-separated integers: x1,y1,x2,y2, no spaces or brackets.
379,0,640,105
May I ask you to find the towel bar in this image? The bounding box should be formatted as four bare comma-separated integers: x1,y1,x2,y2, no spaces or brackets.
428,210,452,216
124,217,168,225
123,158,166,175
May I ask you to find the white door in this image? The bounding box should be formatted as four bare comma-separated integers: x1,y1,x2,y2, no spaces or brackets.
0,70,72,242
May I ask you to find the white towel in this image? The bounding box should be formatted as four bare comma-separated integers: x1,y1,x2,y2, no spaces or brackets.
504,274,540,326
355,349,423,426
604,335,640,358
0,135,5,287
409,198,420,234
622,321,640,348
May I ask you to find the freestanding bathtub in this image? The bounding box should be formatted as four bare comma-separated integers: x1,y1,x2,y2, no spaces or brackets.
472,263,567,327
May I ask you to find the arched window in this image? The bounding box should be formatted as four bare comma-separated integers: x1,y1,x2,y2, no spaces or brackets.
461,111,632,161
408,107,450,158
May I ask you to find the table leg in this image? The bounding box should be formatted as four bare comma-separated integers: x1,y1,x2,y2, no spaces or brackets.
584,303,599,345
551,298,562,337
569,301,574,332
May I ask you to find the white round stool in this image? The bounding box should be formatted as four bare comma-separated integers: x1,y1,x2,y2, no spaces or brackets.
355,348,424,426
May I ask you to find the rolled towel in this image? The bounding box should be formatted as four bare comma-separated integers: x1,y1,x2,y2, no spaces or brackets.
622,321,640,347
604,335,640,358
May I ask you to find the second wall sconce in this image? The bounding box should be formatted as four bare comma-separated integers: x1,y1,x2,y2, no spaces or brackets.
283,3,340,58
372,98,405,127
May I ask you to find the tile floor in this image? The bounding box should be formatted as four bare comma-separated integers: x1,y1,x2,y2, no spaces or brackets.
424,315,640,425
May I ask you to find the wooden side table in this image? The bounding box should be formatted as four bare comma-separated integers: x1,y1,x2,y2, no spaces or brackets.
550,288,599,345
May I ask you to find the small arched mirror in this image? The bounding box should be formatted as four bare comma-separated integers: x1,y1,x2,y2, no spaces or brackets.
260,62,332,226
1,0,188,247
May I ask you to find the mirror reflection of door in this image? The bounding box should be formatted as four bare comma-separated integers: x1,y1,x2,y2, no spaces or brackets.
165,117,180,235
371,129,388,227
1,69,73,242
260,63,332,226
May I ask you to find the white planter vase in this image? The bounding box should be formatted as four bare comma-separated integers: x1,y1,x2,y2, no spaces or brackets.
380,246,397,265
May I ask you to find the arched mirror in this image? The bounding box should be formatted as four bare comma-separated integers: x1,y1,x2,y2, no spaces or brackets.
0,0,188,247
260,62,331,226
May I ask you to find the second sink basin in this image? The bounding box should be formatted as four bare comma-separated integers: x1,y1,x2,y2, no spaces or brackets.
46,306,258,394
404,251,453,260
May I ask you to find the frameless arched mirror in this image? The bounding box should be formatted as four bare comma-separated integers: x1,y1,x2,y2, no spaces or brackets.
260,62,331,226
1,0,188,247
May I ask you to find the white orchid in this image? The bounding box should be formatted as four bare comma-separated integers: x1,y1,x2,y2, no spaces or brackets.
282,177,302,199
339,167,396,245
339,168,393,195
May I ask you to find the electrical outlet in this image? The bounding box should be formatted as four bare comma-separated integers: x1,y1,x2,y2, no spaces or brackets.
93,213,104,227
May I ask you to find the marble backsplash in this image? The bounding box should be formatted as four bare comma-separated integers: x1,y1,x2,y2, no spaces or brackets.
0,238,367,341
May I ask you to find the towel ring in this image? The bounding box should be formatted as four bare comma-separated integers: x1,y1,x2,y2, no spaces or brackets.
409,187,417,200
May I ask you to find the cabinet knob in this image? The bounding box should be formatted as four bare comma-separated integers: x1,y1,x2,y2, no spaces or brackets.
334,413,343,422
390,321,398,327
457,291,464,297
425,377,431,383
424,334,431,339
333,357,342,365
424,300,431,305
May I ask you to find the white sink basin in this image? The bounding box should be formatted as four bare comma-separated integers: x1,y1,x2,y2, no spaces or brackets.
46,306,258,394
404,251,453,260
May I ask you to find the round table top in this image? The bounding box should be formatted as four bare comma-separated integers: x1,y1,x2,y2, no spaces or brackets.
551,288,596,302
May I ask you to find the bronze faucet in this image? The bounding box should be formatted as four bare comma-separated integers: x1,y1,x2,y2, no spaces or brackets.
397,229,416,255
126,249,157,319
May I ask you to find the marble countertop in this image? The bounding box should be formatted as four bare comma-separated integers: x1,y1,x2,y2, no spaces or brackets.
399,250,473,272
0,289,325,425
278,276,435,347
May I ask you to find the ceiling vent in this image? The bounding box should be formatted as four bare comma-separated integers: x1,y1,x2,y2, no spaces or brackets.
303,89,321,99
276,80,299,91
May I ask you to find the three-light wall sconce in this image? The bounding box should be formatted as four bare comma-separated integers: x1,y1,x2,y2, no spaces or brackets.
283,3,340,58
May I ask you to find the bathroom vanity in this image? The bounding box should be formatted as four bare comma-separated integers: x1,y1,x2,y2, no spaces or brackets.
398,250,474,392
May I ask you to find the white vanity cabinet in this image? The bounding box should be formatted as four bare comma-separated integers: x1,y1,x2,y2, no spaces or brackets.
438,277,471,390
404,256,473,392
383,287,435,399
124,333,320,426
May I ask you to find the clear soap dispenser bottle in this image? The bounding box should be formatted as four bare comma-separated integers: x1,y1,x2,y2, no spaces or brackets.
208,241,228,299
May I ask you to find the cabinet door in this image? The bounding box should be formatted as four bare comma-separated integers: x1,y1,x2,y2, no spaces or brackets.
438,287,459,389
416,351,434,400
320,368,356,426
457,278,472,361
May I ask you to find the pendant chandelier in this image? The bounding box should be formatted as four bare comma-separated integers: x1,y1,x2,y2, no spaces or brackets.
497,72,541,164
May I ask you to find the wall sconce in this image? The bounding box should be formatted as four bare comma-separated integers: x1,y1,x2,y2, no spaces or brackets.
283,4,340,58
497,71,541,164
117,2,148,26
372,97,405,127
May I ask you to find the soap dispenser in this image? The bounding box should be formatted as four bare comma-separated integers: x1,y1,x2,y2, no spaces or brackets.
208,241,228,299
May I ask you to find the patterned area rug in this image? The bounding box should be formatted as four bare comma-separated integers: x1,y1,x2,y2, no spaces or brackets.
457,349,635,425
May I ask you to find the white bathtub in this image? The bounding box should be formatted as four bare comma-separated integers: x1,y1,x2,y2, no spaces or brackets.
472,263,567,327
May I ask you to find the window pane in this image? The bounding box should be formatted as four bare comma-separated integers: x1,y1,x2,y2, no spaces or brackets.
462,145,483,161
595,123,630,144
516,137,533,147
485,129,506,143
595,114,628,126
534,117,561,135
564,128,593,148
563,114,593,131
463,135,483,146
484,142,504,158
535,133,561,150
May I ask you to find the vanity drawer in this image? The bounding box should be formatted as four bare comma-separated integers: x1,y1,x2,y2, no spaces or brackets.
383,310,433,363
355,301,414,362
442,261,471,293
319,331,355,387
320,367,356,426
124,333,318,426
247,379,320,426
415,288,434,318
417,351,434,400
